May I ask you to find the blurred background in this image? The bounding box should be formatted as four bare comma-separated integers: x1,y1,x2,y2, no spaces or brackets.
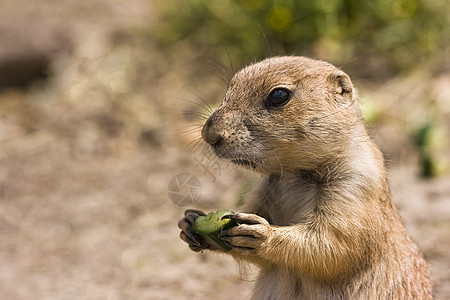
0,0,449,299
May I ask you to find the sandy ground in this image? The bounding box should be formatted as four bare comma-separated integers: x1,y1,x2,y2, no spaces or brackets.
1,87,449,299
0,1,449,299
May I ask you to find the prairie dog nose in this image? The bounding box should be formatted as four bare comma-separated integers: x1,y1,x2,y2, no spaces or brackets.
202,114,223,147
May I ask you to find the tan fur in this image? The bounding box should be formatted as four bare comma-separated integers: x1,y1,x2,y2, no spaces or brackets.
178,56,432,299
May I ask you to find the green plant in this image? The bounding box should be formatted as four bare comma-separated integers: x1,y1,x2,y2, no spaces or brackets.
152,0,449,74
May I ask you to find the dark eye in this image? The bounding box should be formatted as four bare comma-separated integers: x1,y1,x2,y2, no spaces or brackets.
266,88,291,108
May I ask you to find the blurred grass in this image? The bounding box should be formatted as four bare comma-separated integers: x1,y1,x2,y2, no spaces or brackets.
152,0,449,78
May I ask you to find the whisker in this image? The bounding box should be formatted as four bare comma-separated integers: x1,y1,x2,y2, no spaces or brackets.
258,24,271,57
226,49,235,76
180,125,203,135
201,58,232,86
175,96,213,115
182,110,210,121
192,93,215,115
184,138,206,154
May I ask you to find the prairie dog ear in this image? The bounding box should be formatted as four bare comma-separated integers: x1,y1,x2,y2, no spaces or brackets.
327,70,353,99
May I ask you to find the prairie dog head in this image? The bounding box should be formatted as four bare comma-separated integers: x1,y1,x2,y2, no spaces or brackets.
202,56,363,174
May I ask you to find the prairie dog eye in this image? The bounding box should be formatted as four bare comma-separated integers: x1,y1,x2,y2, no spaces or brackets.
266,88,291,107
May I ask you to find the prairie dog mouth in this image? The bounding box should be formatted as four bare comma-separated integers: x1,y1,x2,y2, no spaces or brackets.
231,159,257,169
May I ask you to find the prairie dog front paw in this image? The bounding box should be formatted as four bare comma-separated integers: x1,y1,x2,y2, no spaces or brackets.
219,213,272,255
178,209,208,252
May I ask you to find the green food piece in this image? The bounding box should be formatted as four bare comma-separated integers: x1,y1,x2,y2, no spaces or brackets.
192,209,238,251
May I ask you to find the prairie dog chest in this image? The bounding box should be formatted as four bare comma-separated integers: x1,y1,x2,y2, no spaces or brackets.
257,174,320,226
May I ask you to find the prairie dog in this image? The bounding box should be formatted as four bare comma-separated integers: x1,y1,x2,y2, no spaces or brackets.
178,56,432,299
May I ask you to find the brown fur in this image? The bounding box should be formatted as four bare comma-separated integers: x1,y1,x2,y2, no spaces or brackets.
178,56,432,299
